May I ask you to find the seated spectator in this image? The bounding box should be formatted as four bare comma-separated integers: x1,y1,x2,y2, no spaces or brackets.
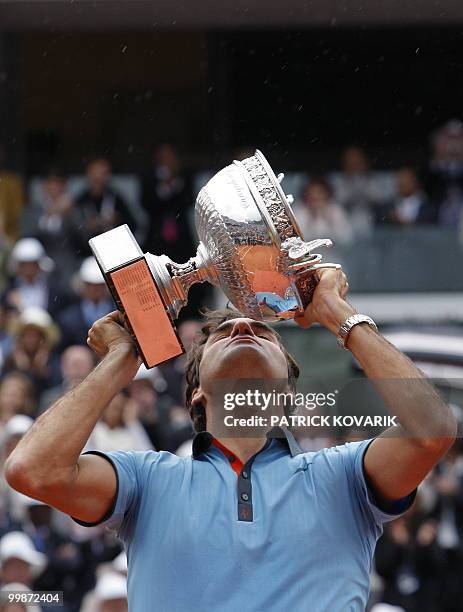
0,416,33,535
0,298,15,371
127,365,185,452
86,392,153,453
0,374,35,424
40,345,95,413
73,157,137,251
158,319,201,407
5,238,69,317
378,168,435,225
293,177,354,246
141,143,194,262
424,119,463,225
0,531,47,589
57,258,113,349
16,495,85,611
0,142,25,243
333,145,383,235
20,170,82,285
375,513,446,612
3,307,61,396
0,581,40,611
81,571,128,612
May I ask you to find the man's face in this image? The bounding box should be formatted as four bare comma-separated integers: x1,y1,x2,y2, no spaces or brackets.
61,346,94,384
17,261,41,283
82,281,108,302
198,318,288,394
87,159,111,191
0,558,32,586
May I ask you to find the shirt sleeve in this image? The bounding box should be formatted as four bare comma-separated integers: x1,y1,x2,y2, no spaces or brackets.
344,438,417,526
71,449,144,534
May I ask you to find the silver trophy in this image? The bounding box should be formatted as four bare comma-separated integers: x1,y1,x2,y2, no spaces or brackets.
89,150,340,367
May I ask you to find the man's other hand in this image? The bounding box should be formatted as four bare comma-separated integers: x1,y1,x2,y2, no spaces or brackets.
294,268,355,334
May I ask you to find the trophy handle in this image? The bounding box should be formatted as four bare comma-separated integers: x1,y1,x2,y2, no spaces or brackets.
278,236,342,312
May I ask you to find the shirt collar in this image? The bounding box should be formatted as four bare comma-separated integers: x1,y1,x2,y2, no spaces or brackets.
192,426,302,459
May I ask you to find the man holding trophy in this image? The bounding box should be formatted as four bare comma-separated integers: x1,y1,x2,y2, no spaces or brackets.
5,152,456,611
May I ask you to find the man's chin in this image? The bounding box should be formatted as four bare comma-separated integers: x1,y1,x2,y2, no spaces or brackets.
213,346,270,378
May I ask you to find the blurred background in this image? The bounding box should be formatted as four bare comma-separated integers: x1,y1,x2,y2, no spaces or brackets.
1,1,463,611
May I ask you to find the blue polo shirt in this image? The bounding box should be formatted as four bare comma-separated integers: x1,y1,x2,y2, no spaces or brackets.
75,429,415,612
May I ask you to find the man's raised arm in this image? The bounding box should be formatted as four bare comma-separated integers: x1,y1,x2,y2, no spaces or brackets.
296,269,457,503
5,311,141,524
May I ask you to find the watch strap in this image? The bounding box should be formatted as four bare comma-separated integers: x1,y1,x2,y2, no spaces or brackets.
337,314,378,350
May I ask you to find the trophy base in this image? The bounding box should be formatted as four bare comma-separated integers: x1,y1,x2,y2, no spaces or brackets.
109,258,184,368
89,225,184,368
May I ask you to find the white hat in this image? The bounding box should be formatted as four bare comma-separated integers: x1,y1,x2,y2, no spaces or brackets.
94,571,127,602
4,415,34,438
10,238,54,273
134,364,167,393
112,551,128,574
10,306,60,347
0,532,47,577
79,257,105,285
11,238,45,263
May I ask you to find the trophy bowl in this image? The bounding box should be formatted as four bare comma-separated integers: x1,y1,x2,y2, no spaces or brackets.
89,150,340,367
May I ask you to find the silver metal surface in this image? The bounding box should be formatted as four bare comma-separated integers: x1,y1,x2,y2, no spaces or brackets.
90,150,340,330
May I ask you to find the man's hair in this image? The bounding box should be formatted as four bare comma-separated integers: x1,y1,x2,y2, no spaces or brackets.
185,308,300,432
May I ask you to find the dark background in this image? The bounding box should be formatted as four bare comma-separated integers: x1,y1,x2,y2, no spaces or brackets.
1,21,463,174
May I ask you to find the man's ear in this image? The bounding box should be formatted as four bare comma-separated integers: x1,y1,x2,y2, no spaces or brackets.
191,387,206,409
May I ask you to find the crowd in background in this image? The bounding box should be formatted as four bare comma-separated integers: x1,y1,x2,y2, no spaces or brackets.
0,120,462,611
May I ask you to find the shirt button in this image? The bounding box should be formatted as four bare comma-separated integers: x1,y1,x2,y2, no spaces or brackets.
242,471,248,479
241,493,249,502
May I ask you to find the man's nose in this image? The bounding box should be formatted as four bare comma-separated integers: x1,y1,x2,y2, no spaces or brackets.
230,319,255,337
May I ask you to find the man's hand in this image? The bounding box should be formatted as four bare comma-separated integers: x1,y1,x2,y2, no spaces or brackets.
87,311,141,388
294,267,456,504
294,268,355,334
88,310,136,356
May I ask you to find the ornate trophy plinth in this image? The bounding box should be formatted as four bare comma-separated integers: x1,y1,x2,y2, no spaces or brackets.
89,150,340,367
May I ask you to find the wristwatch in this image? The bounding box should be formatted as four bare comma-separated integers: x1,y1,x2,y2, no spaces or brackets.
337,314,378,350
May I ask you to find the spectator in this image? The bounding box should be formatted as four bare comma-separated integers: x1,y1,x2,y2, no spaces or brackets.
3,307,60,396
5,239,68,317
424,119,463,225
333,145,383,235
0,143,25,243
127,365,186,452
39,346,95,413
0,581,41,612
0,416,33,534
17,496,84,612
73,157,137,251
0,298,15,371
375,514,446,612
57,258,113,349
141,144,194,262
20,171,82,283
81,571,127,612
158,319,201,407
293,177,353,246
0,532,47,588
86,393,152,453
110,553,127,577
0,374,35,424
379,168,434,225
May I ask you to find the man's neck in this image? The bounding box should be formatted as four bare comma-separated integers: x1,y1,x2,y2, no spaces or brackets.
212,435,268,465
